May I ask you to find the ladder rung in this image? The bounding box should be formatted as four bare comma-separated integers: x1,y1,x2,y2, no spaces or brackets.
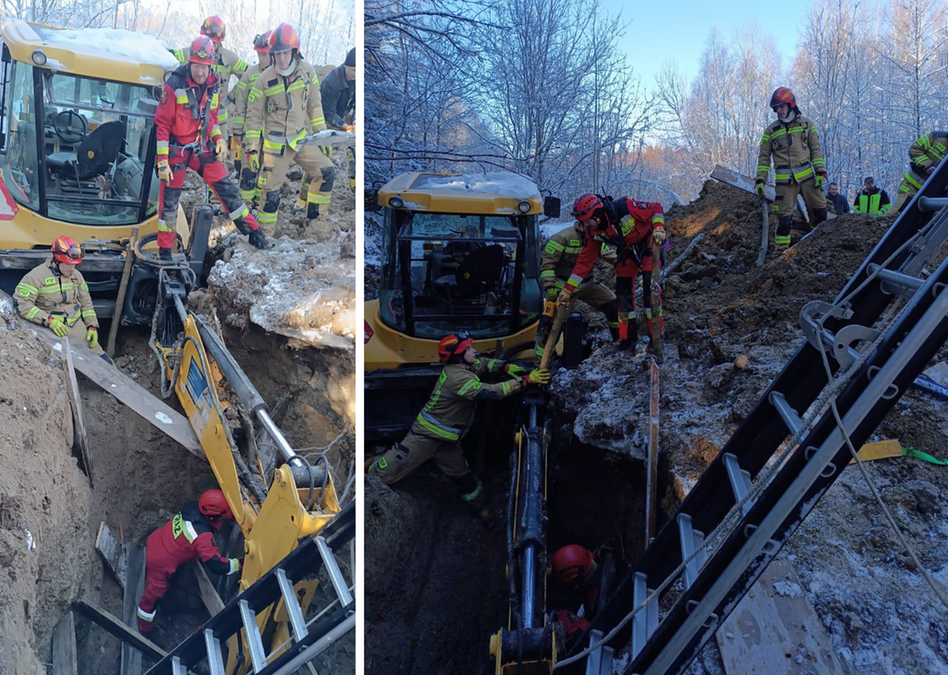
869,264,925,296
238,599,268,673
917,196,948,212
316,537,353,607
171,656,186,675
276,568,308,643
722,453,754,515
631,572,658,659
769,392,804,436
586,629,604,675
204,629,225,675
677,514,707,589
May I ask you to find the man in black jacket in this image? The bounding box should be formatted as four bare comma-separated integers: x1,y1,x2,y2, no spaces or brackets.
320,48,356,187
826,182,850,215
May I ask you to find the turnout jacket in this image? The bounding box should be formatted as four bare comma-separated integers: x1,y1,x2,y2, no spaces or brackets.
155,65,223,161
145,501,240,576
227,61,268,137
173,44,247,126
245,58,327,154
565,197,665,293
15,259,97,328
907,132,948,179
541,225,617,292
412,360,523,442
755,113,825,184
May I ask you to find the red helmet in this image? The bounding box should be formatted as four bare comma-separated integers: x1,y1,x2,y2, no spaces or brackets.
199,489,233,520
253,31,272,55
770,87,796,110
200,15,226,42
188,36,215,66
571,194,602,221
51,236,82,264
437,332,473,363
553,544,594,584
269,23,300,54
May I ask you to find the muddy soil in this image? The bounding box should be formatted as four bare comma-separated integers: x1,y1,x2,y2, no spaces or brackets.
551,180,948,672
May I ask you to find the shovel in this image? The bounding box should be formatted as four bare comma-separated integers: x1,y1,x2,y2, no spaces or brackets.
539,298,570,370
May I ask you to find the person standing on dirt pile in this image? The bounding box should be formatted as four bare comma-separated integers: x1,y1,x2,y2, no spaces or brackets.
137,490,241,633
891,132,948,215
755,87,828,252
229,31,274,208
14,236,113,365
172,16,248,147
244,23,336,239
561,193,666,352
536,220,620,360
825,182,850,215
320,48,357,189
366,332,550,527
155,37,270,259
853,176,891,216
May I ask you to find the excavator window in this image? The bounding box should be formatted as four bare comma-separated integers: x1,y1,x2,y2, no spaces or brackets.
2,61,40,211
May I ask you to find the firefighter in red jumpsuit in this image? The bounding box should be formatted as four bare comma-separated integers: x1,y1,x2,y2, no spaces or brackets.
136,490,241,632
561,194,666,350
155,36,270,259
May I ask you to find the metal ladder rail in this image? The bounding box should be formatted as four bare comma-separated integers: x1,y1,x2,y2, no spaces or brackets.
567,168,948,662
146,502,355,675
625,243,948,675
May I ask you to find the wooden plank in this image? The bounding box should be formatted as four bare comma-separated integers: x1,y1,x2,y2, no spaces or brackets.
62,337,93,485
51,611,78,675
711,164,836,220
192,560,226,616
1,286,202,456
715,559,843,675
107,227,139,356
645,359,660,545
95,521,127,589
757,198,770,266
121,542,146,675
72,600,166,662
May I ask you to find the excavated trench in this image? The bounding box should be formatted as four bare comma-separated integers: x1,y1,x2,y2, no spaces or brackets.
0,154,355,673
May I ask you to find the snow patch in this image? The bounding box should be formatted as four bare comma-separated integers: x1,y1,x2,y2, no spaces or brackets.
40,27,178,70
154,412,173,425
418,172,541,200
773,580,802,597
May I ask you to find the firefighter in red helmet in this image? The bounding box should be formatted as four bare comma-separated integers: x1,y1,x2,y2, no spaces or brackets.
367,332,550,526
14,236,112,363
155,36,269,258
755,87,828,251
550,543,614,621
137,490,242,632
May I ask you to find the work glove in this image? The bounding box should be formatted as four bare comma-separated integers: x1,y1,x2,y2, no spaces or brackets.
546,287,559,302
556,289,572,305
754,179,766,196
652,226,666,245
504,363,527,378
215,137,227,162
524,368,551,386
320,146,333,158
47,315,68,337
157,159,172,183
815,172,827,189
86,326,99,349
246,150,260,173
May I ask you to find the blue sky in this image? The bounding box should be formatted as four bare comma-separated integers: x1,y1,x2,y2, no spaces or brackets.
600,0,811,87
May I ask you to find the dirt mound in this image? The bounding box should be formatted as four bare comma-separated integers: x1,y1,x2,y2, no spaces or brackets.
551,178,948,670
0,306,94,674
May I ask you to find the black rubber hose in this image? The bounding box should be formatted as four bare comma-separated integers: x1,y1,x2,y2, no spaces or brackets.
499,340,536,362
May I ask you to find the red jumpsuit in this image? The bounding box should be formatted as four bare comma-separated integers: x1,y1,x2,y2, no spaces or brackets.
565,197,665,341
155,64,259,253
136,501,240,632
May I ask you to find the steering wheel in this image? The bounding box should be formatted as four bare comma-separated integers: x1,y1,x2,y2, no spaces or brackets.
54,110,87,144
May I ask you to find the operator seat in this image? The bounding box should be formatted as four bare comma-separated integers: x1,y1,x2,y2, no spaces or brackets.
47,120,125,180
454,244,505,298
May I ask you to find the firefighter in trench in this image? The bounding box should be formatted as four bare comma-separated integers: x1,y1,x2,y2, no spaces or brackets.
562,194,666,351
891,131,948,215
155,36,270,258
229,31,274,208
366,333,550,526
536,219,620,360
244,23,336,239
755,87,828,251
14,236,113,364
137,490,242,633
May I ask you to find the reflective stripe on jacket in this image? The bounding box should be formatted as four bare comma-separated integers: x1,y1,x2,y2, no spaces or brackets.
173,45,247,125
15,259,96,328
145,501,240,576
756,114,824,184
244,59,326,154
853,188,891,215
541,225,617,291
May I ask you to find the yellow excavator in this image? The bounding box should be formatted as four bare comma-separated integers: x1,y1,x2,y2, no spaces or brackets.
364,171,560,439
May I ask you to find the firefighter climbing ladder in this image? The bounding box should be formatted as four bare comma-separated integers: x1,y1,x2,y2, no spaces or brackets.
567,164,948,675
145,502,355,675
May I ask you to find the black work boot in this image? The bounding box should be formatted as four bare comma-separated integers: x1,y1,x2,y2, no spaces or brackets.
248,230,272,250
159,248,173,262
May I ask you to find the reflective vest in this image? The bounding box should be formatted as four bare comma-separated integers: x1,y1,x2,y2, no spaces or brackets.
853,189,891,215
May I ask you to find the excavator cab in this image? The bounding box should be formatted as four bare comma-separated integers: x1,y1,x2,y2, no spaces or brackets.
365,171,559,440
